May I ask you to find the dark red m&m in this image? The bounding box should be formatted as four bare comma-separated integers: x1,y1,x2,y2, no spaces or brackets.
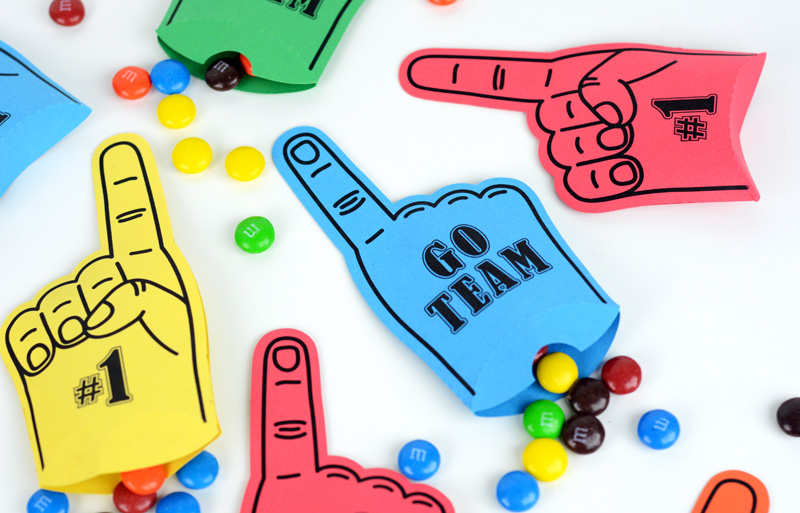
568,378,610,415
562,414,605,454
113,482,156,513
601,356,641,395
49,0,85,26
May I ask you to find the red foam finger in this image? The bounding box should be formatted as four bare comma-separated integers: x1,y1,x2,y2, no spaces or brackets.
401,49,555,111
241,330,454,513
690,470,768,513
256,331,323,482
400,48,617,112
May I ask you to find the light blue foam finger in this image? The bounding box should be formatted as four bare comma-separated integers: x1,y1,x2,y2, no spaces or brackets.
273,126,620,416
0,41,91,198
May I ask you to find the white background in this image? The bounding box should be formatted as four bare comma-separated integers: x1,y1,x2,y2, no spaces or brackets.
1,1,799,511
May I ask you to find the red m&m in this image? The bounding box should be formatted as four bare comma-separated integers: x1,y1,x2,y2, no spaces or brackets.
601,356,641,395
113,482,156,513
49,0,85,26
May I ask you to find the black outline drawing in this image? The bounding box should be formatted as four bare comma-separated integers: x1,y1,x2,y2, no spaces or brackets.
245,332,451,513
164,0,355,72
3,138,208,472
697,478,760,513
403,48,758,205
280,132,610,398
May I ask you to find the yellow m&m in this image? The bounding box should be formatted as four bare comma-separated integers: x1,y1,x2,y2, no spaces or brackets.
172,137,212,174
225,146,265,182
157,94,196,129
522,438,568,482
536,352,578,394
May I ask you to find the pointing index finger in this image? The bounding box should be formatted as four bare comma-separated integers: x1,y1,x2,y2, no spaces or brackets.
274,127,393,250
252,330,326,480
93,134,169,258
400,48,614,111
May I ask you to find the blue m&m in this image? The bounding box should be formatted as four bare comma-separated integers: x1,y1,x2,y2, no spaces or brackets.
398,440,440,480
27,490,68,513
177,450,219,489
496,471,539,512
151,59,191,95
638,409,680,449
156,492,200,513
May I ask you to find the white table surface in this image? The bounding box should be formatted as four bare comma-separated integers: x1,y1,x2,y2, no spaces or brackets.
1,1,798,511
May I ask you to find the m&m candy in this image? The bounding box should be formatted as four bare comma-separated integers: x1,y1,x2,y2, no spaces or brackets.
776,398,800,436
151,59,191,95
157,94,196,129
523,400,564,439
562,414,605,454
177,450,219,489
49,0,84,26
225,146,266,182
601,356,641,394
239,54,254,76
638,409,680,449
496,471,539,512
113,66,151,100
156,492,200,513
205,58,244,91
536,352,578,394
172,137,212,174
568,378,610,415
235,216,275,254
27,490,68,513
398,440,440,481
522,438,567,482
532,345,548,366
121,465,166,495
113,482,156,513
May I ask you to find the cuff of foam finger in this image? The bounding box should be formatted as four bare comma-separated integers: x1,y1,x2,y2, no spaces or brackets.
470,305,620,416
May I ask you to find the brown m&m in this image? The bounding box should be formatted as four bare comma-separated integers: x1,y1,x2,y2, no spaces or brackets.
561,414,605,454
777,398,800,436
568,378,610,415
205,58,244,91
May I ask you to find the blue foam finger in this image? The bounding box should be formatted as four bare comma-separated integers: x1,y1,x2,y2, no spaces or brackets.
273,127,620,416
0,41,91,198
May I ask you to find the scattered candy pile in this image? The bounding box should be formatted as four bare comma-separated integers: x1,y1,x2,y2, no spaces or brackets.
27,451,218,513
496,352,677,511
112,61,269,182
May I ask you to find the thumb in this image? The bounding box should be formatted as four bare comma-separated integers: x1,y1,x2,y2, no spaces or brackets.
86,280,187,354
85,281,145,337
578,77,635,126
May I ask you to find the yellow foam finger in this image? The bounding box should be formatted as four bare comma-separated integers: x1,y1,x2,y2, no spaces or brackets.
0,134,220,493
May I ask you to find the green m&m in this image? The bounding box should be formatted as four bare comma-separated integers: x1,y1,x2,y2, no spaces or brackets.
235,216,275,253
523,400,565,439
